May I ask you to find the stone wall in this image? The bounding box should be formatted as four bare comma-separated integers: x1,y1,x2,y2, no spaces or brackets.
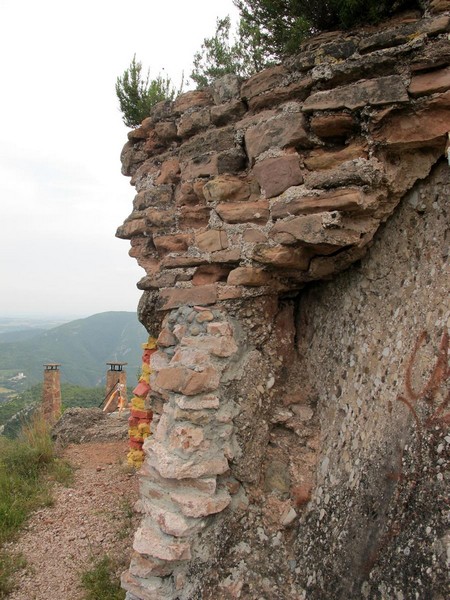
117,2,450,599
183,159,448,600
288,158,450,600
118,2,449,313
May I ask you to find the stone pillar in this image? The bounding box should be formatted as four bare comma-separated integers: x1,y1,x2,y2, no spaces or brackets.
104,362,128,413
42,364,61,423
121,305,242,600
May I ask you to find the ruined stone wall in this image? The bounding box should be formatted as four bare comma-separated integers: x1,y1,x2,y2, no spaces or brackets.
117,2,450,599
288,158,450,600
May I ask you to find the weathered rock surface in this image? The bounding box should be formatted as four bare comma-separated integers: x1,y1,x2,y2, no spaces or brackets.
52,408,128,445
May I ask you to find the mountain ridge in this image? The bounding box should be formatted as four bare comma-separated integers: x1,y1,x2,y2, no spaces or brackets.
0,311,147,388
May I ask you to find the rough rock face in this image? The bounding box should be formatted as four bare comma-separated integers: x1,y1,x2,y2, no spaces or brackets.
117,3,450,599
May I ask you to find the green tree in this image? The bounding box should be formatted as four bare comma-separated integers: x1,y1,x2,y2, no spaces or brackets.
233,0,422,58
116,55,181,128
191,15,270,89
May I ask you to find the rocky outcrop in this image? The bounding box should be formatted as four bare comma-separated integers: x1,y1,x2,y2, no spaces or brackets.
117,3,450,599
52,408,128,445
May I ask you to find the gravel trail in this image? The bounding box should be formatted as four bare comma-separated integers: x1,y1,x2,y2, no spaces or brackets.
6,440,138,600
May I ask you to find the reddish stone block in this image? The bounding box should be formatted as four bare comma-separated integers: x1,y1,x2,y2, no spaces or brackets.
241,65,289,100
116,218,147,240
304,144,367,171
216,285,244,300
430,0,450,12
179,206,210,229
271,188,366,219
177,108,211,138
161,255,206,269
243,228,267,243
206,321,233,337
155,365,220,396
254,154,303,199
408,66,450,97
145,208,176,229
253,245,311,270
155,158,180,185
153,234,192,253
210,99,246,126
174,90,212,113
248,78,313,111
245,111,310,162
192,265,231,286
154,121,178,143
181,154,220,180
180,335,238,358
270,213,366,249
195,229,229,252
303,75,408,111
310,113,356,139
203,175,252,203
133,185,174,211
159,285,218,310
193,179,207,202
175,181,199,206
373,89,450,148
227,267,272,287
216,201,269,224
211,248,241,263
157,328,177,347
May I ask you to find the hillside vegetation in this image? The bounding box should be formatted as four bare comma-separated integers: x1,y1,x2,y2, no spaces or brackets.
0,312,147,388
0,417,73,597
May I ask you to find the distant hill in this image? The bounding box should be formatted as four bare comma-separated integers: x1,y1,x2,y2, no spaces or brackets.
0,329,47,343
0,316,68,335
0,312,148,387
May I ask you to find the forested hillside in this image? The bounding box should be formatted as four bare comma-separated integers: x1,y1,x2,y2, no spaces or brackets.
0,312,147,388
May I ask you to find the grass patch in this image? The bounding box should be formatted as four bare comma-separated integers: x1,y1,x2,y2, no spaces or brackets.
49,458,75,487
0,415,73,595
116,499,135,541
0,416,56,544
0,550,27,599
80,555,125,600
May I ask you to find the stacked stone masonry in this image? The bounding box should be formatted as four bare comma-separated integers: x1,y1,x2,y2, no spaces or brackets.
122,307,242,599
118,3,450,599
118,3,450,309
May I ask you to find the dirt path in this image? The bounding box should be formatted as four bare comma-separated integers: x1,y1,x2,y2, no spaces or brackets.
6,440,139,600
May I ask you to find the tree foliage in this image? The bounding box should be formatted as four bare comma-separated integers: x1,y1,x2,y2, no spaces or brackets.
116,55,181,128
233,0,422,58
191,16,270,89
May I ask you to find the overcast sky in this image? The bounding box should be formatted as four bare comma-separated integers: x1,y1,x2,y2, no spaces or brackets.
0,0,239,318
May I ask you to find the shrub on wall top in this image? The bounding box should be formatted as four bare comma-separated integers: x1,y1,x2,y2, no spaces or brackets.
234,0,423,57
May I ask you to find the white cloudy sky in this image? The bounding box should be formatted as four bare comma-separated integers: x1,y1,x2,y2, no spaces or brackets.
0,0,238,318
